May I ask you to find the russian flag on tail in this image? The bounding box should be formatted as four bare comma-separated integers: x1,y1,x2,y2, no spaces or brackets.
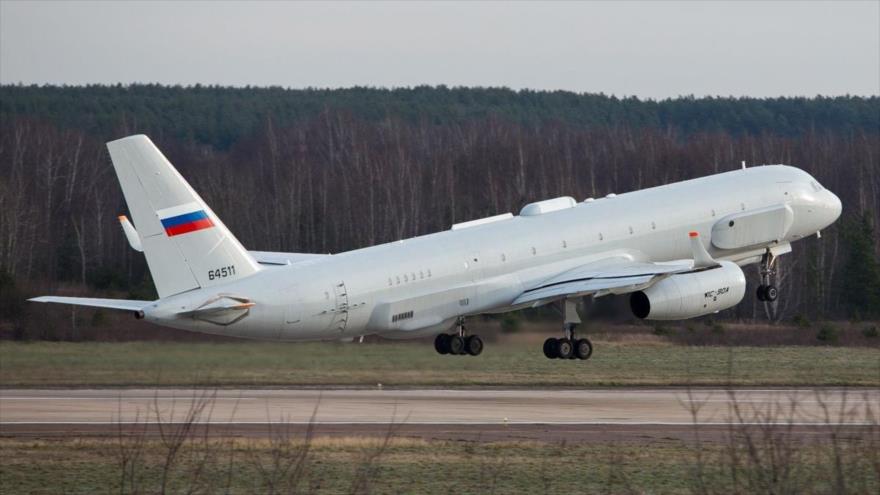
158,202,215,237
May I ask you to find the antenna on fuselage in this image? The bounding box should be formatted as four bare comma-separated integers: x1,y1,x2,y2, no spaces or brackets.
741,160,747,169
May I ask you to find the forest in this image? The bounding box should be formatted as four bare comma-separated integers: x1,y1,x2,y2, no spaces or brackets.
1,85,878,339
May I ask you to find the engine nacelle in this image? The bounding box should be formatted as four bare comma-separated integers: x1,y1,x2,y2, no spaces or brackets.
630,261,746,320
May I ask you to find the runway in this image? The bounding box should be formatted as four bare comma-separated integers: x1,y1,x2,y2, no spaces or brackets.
2,388,877,441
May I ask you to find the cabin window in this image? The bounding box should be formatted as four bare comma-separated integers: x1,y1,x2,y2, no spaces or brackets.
427,269,432,277
651,221,656,230
501,253,507,262
396,276,401,285
711,209,716,217
628,226,633,234
419,271,424,279
411,272,416,281
562,240,568,248
404,274,409,282
599,233,604,241
531,247,537,255
740,202,746,211
388,278,392,286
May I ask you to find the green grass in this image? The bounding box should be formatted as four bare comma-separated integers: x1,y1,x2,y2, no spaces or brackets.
1,340,878,387
2,436,875,495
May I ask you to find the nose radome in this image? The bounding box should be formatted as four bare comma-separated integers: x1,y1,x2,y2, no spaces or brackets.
827,190,842,222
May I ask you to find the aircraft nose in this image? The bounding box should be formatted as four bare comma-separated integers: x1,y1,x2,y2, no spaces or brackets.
814,189,842,230
826,190,842,223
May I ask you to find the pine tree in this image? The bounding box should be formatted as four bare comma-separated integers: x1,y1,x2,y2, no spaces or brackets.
840,213,880,319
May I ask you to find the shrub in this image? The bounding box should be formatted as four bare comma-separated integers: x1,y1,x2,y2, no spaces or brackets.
816,324,840,344
792,314,812,328
862,326,879,338
654,325,673,336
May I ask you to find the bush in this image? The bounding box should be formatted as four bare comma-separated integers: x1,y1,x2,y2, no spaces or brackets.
792,314,812,328
654,325,673,336
862,326,879,338
711,322,725,334
816,324,840,344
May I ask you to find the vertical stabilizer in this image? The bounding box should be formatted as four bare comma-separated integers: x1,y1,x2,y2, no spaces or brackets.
106,135,260,298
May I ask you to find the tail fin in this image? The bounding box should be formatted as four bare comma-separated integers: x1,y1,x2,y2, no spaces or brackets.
107,135,260,298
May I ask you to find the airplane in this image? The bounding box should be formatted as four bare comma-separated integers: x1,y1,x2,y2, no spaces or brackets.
30,135,842,360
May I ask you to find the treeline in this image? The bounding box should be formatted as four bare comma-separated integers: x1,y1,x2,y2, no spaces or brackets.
2,84,877,149
1,85,879,339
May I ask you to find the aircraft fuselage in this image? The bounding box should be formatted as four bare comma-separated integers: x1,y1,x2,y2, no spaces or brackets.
144,165,841,341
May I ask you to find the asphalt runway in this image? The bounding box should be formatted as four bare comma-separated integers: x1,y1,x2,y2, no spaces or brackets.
2,388,877,442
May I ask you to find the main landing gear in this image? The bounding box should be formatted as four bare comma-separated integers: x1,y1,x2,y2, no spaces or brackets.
756,249,779,303
434,317,483,356
543,299,593,361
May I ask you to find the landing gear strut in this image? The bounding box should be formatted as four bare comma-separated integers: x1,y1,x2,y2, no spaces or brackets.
435,317,483,356
756,249,779,303
543,299,593,361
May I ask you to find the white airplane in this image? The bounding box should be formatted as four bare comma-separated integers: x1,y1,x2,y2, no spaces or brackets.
31,135,842,360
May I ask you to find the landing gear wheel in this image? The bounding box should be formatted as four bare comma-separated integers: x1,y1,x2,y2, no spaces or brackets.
556,338,574,359
448,335,465,355
757,249,781,303
757,284,778,302
763,284,778,302
465,335,483,356
574,338,593,360
756,285,767,302
434,334,450,355
543,338,559,359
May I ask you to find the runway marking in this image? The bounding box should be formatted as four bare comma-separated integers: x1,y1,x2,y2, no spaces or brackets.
1,421,874,426
0,397,256,401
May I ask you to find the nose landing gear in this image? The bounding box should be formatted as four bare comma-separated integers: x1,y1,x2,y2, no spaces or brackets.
434,317,483,356
543,299,593,361
756,249,779,302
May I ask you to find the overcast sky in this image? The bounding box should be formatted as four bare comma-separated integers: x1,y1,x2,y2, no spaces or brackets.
1,1,878,99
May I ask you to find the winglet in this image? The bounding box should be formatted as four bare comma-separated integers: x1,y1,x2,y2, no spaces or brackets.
118,215,143,252
689,231,717,268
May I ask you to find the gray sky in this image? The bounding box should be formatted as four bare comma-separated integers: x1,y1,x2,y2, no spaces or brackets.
1,1,878,98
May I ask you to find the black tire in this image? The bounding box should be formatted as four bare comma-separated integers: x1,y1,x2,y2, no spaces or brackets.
764,284,778,302
465,335,483,356
756,285,767,301
448,335,465,355
543,338,559,359
574,338,593,360
434,334,450,355
556,338,574,359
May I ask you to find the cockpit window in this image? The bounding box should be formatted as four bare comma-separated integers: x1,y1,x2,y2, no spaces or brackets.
811,181,823,192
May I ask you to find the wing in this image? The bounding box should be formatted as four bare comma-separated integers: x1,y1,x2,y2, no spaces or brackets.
514,231,718,306
28,296,152,312
248,251,328,266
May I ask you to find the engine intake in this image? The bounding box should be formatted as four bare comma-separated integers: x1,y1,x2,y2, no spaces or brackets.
630,261,746,320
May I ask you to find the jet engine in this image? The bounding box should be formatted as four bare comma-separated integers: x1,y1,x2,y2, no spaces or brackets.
630,261,746,320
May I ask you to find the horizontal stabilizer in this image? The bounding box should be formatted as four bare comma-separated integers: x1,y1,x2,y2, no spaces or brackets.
28,296,152,312
248,251,328,266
